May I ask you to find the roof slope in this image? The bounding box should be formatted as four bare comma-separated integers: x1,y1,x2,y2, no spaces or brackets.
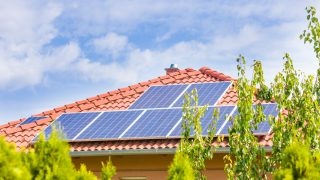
0,67,271,152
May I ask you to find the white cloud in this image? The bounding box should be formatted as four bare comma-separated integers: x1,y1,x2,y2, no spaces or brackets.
0,0,320,91
92,32,129,56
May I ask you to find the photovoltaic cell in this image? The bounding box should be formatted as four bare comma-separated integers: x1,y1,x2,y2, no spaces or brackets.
19,116,46,126
122,108,183,138
169,106,235,137
218,103,278,135
42,112,101,140
252,103,278,134
129,84,188,109
76,110,143,140
172,82,231,107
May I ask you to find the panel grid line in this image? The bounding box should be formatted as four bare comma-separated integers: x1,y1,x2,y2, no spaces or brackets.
166,117,182,137
119,110,147,138
168,84,192,108
215,106,237,135
213,81,233,106
72,112,103,140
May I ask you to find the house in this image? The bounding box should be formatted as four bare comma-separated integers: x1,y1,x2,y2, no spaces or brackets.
0,66,272,179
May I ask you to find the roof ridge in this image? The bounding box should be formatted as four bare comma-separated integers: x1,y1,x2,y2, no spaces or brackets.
199,66,234,81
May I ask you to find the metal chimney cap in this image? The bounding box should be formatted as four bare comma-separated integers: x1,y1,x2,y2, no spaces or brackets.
170,64,178,68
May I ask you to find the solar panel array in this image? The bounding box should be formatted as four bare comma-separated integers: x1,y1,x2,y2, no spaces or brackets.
219,103,278,135
34,81,279,142
19,116,47,126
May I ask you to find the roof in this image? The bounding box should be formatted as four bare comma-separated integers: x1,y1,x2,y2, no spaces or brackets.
0,66,272,154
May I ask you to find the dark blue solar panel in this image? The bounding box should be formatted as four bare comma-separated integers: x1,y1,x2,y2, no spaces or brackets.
129,84,188,109
219,103,278,135
20,116,46,126
172,82,231,107
169,106,235,137
252,103,278,134
122,109,182,138
42,112,101,140
76,110,143,140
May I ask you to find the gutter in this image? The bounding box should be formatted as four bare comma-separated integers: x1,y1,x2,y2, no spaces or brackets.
70,146,272,157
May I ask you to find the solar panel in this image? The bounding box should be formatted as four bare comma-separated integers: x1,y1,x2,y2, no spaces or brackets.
218,103,278,135
41,112,101,140
19,116,47,126
252,103,278,134
169,106,236,137
172,82,231,107
75,110,143,140
129,84,188,109
122,108,183,138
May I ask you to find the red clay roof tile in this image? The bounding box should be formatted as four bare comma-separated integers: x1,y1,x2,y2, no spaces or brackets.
0,66,273,152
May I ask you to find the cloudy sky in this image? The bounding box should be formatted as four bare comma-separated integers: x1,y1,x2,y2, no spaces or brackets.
0,0,319,124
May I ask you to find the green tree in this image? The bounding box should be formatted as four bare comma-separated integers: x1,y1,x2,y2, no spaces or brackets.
274,141,320,179
0,137,31,180
224,5,320,179
224,56,270,180
177,89,218,180
168,152,194,180
24,128,97,180
101,157,116,180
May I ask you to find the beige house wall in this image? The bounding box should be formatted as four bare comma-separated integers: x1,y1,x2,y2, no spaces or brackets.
72,153,227,180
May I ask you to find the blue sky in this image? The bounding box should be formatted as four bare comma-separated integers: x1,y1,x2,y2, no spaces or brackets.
0,0,319,124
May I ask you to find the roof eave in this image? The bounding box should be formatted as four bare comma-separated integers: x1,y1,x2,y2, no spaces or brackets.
69,146,272,157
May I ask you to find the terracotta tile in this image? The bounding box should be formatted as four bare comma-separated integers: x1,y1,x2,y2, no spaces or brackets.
149,78,160,83
93,99,109,106
108,90,120,95
119,87,130,92
129,84,140,89
1,66,270,151
187,70,200,76
79,103,95,111
65,107,81,113
76,99,88,105
108,94,123,101
42,110,56,116
174,74,188,80
87,96,99,102
161,78,175,84
65,103,77,108
139,81,150,86
54,106,65,112
135,86,147,93
20,122,37,130
98,93,109,98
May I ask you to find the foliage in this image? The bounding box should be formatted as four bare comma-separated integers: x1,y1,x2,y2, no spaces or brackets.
224,5,320,179
178,89,218,180
26,129,77,179
0,137,31,180
101,157,117,180
224,56,270,179
0,128,109,179
75,164,97,180
168,152,195,180
274,141,320,179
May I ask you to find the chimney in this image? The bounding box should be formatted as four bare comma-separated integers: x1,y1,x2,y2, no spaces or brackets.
165,64,179,75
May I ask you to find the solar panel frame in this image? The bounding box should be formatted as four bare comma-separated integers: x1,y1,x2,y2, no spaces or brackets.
172,82,232,107
168,105,236,137
122,108,183,139
252,103,278,135
37,112,102,141
75,110,144,140
19,116,47,126
218,103,278,136
128,84,189,109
